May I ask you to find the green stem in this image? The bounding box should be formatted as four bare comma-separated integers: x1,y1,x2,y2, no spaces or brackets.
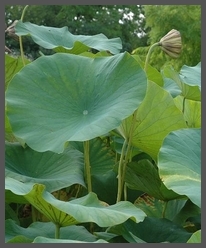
144,42,160,73
122,111,138,184
55,223,60,239
31,205,37,222
116,140,127,202
182,97,186,114
83,140,92,193
116,40,159,203
19,5,29,66
162,201,168,218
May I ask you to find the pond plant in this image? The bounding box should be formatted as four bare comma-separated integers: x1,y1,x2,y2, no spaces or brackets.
5,5,201,243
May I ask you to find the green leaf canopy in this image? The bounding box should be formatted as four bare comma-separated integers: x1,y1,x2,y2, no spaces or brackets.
6,52,147,153
158,128,201,208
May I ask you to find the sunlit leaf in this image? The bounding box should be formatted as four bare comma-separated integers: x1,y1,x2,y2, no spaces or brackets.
174,95,201,128
187,230,201,243
6,180,146,228
5,54,31,90
118,81,187,160
33,237,108,243
158,128,201,207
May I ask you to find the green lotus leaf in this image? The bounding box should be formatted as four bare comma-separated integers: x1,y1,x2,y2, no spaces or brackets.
174,95,201,128
158,128,201,208
15,21,122,54
163,78,181,98
132,55,164,86
134,194,187,220
5,142,85,192
6,179,146,227
6,52,147,153
125,160,180,201
5,54,31,90
162,64,201,101
118,81,187,160
187,230,201,243
108,218,192,243
33,237,108,243
5,219,98,243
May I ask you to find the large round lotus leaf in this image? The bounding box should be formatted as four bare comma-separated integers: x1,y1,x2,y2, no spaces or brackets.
6,52,147,153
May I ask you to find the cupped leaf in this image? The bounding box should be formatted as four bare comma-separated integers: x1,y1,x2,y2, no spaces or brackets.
5,142,85,192
158,128,201,208
174,95,201,128
118,81,187,160
162,64,201,101
125,160,180,201
5,219,98,243
15,21,122,54
7,181,146,227
6,52,147,153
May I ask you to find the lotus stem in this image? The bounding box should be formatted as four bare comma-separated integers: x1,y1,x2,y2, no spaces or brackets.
19,5,29,66
83,140,92,193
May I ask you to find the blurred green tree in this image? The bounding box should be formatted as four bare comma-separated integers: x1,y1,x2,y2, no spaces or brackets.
133,5,201,71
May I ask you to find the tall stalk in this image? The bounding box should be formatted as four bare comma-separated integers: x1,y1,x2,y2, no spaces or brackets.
19,5,29,66
55,223,61,239
83,140,92,193
116,43,161,203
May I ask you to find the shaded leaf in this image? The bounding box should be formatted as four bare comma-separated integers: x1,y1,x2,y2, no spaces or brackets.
71,138,117,204
108,218,192,243
125,160,180,200
5,142,85,192
5,219,97,243
134,194,187,220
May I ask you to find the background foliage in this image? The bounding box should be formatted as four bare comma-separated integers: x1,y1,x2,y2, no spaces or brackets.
5,5,201,71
